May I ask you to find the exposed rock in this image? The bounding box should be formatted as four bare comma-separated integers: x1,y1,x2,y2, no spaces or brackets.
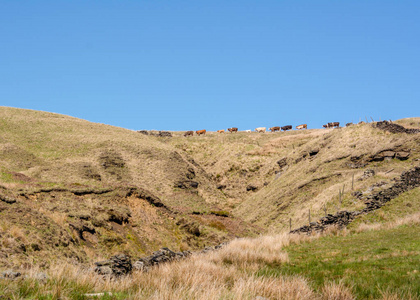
175,180,199,189
158,131,172,137
396,151,410,160
1,270,21,280
309,149,319,156
217,184,226,190
277,157,287,169
0,195,16,204
94,254,132,277
374,121,420,134
351,191,363,199
138,130,172,137
132,248,192,272
358,169,375,181
246,185,258,192
107,208,131,225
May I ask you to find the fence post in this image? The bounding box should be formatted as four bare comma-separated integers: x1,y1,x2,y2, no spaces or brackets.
289,218,292,233
308,209,311,225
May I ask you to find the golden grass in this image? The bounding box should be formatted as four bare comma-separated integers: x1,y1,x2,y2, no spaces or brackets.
11,231,358,300
355,212,420,233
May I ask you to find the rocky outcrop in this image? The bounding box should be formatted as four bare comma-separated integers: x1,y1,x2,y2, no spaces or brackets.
0,194,16,204
246,185,258,192
358,169,375,181
94,254,132,276
374,121,420,134
137,130,173,137
94,243,227,276
133,248,192,272
174,180,199,189
369,150,410,162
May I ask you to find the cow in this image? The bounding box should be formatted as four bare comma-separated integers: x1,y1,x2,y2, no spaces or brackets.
228,127,238,133
245,130,251,133
184,130,194,137
269,126,280,132
332,122,340,128
322,124,328,129
217,129,225,133
281,125,292,131
296,124,307,130
196,129,206,135
255,127,266,133
346,122,353,127
327,122,333,128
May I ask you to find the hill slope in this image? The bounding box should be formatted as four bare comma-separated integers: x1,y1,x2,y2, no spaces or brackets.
1,107,419,270
0,107,255,268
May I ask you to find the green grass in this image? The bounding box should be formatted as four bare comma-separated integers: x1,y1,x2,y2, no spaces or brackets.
349,187,420,229
258,224,420,299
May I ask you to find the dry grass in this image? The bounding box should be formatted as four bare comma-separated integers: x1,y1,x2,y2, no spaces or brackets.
321,281,355,300
7,232,357,300
355,212,420,233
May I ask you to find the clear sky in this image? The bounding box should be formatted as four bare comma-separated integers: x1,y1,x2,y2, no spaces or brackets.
1,1,419,131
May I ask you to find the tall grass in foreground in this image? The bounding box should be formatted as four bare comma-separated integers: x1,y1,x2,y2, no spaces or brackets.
0,232,357,299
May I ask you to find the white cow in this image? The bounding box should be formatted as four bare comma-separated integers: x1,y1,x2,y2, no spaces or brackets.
255,127,266,133
245,130,251,133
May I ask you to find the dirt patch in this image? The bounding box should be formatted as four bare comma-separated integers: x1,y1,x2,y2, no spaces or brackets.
11,172,32,182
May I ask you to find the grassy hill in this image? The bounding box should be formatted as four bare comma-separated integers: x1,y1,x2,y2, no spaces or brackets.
0,107,255,267
0,107,419,299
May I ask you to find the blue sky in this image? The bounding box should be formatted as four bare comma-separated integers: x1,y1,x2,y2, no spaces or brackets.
1,1,419,131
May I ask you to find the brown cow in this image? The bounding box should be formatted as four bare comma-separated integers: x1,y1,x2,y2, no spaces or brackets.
228,127,238,133
196,129,206,135
217,129,225,133
332,122,340,128
184,130,194,137
281,125,292,131
296,124,307,130
322,124,328,128
269,126,280,132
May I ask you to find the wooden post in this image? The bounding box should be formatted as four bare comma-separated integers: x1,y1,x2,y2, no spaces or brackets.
308,209,311,225
339,189,342,205
289,218,292,233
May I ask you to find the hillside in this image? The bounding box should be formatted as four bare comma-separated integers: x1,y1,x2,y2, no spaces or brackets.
169,119,420,232
0,107,419,298
0,107,255,268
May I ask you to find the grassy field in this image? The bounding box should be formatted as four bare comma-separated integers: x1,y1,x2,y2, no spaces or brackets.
260,223,420,299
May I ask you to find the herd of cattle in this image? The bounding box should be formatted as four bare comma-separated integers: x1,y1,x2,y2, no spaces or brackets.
183,122,347,136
